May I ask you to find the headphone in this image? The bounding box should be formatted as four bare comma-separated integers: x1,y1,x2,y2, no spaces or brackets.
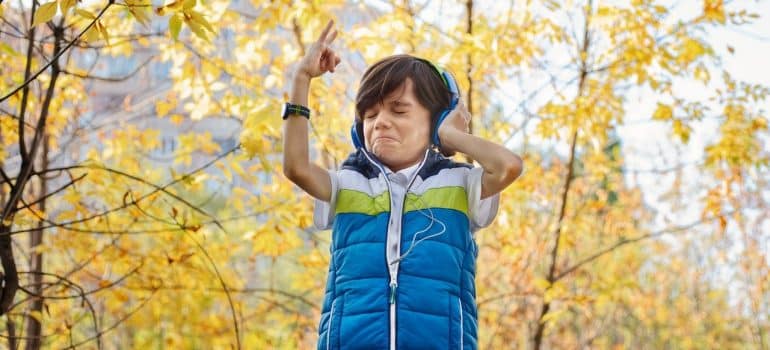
350,58,460,152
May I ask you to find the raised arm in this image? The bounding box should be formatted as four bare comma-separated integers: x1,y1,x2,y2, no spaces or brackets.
437,100,523,199
282,20,341,202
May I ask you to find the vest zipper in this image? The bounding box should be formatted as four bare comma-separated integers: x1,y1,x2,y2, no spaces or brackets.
362,148,431,350
389,281,398,304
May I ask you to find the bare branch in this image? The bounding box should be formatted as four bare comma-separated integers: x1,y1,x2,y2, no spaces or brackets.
553,212,733,281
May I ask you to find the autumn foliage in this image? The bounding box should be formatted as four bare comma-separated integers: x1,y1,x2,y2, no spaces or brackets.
0,0,768,348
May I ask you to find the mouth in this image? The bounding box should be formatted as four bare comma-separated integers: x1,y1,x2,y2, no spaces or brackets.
374,136,398,143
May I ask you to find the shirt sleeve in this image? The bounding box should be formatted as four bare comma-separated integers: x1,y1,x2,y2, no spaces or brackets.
312,169,339,230
466,166,500,232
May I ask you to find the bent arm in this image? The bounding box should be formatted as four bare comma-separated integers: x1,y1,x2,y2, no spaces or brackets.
440,129,523,199
282,72,332,202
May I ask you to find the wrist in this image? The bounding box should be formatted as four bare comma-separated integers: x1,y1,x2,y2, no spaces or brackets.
293,69,312,84
438,127,461,145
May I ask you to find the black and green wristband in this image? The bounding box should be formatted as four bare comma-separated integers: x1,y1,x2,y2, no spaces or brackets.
281,102,310,120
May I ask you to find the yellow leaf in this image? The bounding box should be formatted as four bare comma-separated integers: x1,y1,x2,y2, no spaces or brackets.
32,2,58,27
231,160,247,179
60,0,76,14
200,138,221,155
540,309,566,325
75,8,96,20
170,114,184,125
188,10,214,34
534,278,551,291
155,0,184,16
186,17,209,42
169,14,182,40
703,0,725,23
652,103,673,120
155,96,177,117
82,25,100,43
29,310,44,322
0,42,17,55
751,116,767,131
694,65,710,83
678,38,707,64
96,20,110,46
217,162,232,182
673,119,691,143
128,5,151,26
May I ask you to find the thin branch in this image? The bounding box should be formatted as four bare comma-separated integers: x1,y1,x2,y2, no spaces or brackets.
16,264,142,301
2,146,239,238
553,212,734,281
13,173,86,213
61,55,155,82
70,32,165,50
62,290,156,349
183,229,242,349
0,107,37,130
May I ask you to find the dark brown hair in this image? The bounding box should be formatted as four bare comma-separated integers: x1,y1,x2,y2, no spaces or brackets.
354,55,452,131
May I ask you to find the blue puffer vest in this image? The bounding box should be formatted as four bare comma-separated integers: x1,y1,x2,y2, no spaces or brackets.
317,148,480,350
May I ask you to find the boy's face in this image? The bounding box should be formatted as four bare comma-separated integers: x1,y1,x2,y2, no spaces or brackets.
362,78,431,172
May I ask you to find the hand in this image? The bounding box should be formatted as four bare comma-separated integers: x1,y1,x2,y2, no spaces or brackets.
296,20,341,80
437,100,471,156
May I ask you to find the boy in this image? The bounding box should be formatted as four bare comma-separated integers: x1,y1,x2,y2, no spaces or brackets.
282,21,523,349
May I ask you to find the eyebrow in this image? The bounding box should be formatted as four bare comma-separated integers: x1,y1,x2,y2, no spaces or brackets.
390,100,413,107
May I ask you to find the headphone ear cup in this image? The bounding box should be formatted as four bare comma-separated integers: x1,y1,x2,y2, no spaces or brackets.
432,110,453,157
351,122,365,149
432,109,450,147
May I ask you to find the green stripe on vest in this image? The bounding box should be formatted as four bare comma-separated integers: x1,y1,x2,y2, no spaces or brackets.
335,187,467,216
405,186,468,215
336,189,390,215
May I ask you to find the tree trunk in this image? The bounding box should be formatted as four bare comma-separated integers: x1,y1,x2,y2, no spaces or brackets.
532,2,592,348
25,134,48,350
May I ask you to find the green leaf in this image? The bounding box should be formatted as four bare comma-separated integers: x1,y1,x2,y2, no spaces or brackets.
169,14,182,40
32,2,58,27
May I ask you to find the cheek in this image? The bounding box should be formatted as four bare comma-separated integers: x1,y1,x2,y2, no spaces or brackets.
362,122,374,146
409,117,432,141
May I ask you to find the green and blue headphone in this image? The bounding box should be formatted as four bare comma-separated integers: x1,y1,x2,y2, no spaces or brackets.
350,58,460,152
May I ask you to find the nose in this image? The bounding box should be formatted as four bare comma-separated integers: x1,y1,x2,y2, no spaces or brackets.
373,111,393,130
